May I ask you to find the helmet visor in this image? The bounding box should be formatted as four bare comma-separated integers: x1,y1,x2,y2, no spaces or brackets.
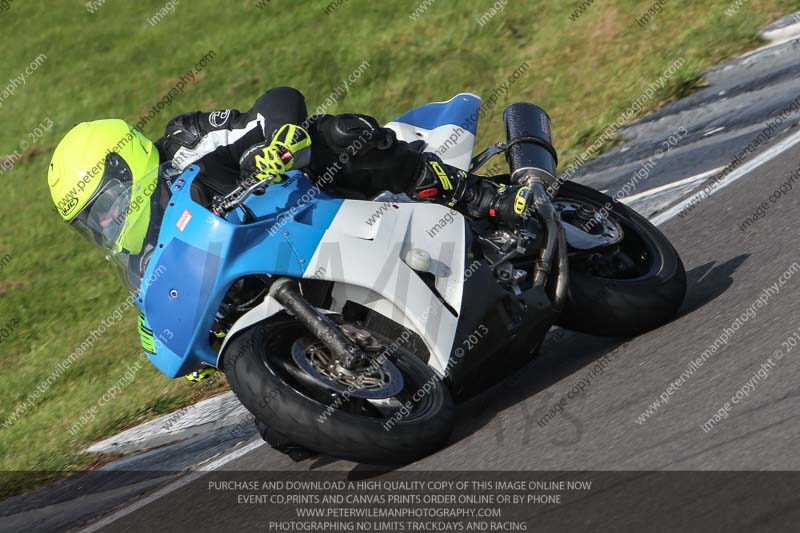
69,152,134,249
85,180,132,246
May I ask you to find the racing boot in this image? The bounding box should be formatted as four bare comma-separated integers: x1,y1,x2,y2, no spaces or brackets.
186,367,217,382
408,153,531,228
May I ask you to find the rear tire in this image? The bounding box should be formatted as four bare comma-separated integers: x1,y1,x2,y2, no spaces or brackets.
554,181,686,337
224,319,454,465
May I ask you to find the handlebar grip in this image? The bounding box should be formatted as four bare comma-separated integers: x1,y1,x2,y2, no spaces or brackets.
503,103,558,190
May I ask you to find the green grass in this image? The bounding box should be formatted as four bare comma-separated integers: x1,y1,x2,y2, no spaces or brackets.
0,0,794,496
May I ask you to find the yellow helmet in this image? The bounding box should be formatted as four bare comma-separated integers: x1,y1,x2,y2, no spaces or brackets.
48,119,160,255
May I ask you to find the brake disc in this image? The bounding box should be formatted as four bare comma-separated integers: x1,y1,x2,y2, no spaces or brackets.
554,199,624,250
290,334,404,400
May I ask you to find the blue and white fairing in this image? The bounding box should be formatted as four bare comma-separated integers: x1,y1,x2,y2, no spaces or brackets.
137,94,483,378
386,93,481,171
135,166,343,377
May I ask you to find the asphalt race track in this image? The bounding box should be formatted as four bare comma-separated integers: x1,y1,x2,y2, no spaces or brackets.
3,33,800,533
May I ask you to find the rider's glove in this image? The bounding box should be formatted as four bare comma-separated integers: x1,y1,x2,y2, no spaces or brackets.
239,123,311,186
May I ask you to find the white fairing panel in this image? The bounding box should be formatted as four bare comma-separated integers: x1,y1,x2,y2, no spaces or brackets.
303,200,467,375
386,121,476,172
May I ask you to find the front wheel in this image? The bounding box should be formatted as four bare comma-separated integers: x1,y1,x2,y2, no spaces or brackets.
553,180,686,337
224,319,454,465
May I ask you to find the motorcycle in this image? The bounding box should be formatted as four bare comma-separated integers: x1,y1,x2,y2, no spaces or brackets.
135,94,686,464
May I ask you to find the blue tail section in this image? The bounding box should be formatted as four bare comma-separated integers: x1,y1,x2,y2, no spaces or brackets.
392,93,482,135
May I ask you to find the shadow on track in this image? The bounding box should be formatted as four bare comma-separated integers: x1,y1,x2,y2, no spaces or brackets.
434,255,750,453
291,256,750,475
678,254,750,316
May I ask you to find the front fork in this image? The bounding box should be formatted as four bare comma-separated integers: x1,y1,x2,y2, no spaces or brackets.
529,180,570,311
269,278,368,370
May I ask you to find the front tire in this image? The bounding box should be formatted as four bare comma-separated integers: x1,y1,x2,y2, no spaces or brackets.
554,181,686,337
224,319,454,465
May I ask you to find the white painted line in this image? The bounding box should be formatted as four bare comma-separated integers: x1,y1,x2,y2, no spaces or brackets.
704,127,725,137
760,20,800,43
621,167,725,203
85,392,249,455
200,438,264,471
741,29,800,59
651,128,800,226
79,439,265,533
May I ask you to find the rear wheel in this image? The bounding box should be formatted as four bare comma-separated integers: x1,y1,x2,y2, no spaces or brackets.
553,181,686,337
224,319,454,465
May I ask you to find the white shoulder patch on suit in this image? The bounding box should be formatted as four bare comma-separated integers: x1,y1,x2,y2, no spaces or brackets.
173,113,265,170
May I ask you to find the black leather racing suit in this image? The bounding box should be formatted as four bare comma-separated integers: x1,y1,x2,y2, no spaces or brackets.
154,86,424,204
153,86,523,230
